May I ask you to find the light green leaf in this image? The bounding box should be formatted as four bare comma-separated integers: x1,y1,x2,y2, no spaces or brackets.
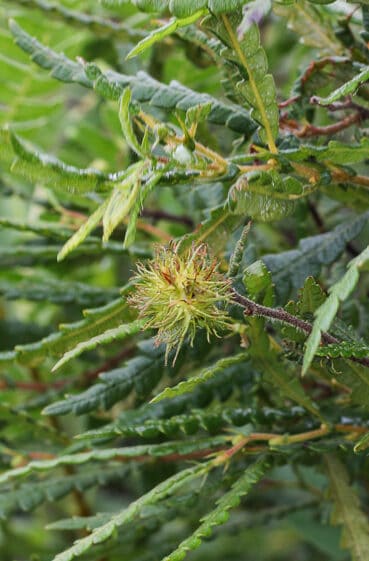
102,163,145,243
127,10,207,59
151,353,249,403
243,260,274,306
303,246,369,375
313,66,369,105
1,294,131,366
119,89,147,158
52,319,143,372
354,432,369,453
58,200,109,262
124,170,164,247
2,128,115,196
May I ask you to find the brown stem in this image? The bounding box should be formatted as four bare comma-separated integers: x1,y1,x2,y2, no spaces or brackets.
278,95,300,108
331,169,369,189
232,290,337,342
299,56,350,92
296,113,360,138
231,290,369,369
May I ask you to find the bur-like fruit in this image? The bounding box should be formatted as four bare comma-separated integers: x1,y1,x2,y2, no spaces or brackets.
129,243,232,364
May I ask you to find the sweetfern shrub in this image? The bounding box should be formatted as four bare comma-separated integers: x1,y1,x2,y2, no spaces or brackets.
1,0,369,559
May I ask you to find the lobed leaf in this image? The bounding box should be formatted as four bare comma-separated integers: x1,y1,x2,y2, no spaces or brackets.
52,462,212,561
43,340,169,415
0,294,131,365
52,319,143,372
1,128,115,194
151,353,249,403
163,458,268,561
0,466,127,519
9,20,256,136
205,15,278,150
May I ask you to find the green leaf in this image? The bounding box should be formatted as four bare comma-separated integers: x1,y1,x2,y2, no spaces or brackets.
127,10,207,59
0,437,226,485
1,128,115,195
0,466,127,519
47,513,112,532
354,432,369,453
228,171,302,222
206,16,278,150
163,458,268,561
243,260,274,306
248,320,322,419
79,404,304,440
43,340,169,416
57,199,109,262
303,245,369,374
316,341,369,359
151,353,249,403
325,454,369,561
185,102,213,129
282,277,326,342
263,212,369,302
124,170,164,247
9,20,256,136
102,164,145,243
78,363,260,439
8,19,91,87
1,295,131,365
0,278,119,307
106,0,251,16
51,462,212,561
119,89,147,158
11,0,144,40
313,66,369,105
273,1,341,53
52,319,143,372
283,138,369,165
179,205,241,252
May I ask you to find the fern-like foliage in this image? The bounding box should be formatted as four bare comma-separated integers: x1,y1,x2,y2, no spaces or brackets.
162,458,268,561
1,1,369,560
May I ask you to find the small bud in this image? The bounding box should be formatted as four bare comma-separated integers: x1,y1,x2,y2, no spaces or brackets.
129,243,232,364
173,145,193,165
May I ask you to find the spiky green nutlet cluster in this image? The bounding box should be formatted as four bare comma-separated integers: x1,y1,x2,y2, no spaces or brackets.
129,243,232,364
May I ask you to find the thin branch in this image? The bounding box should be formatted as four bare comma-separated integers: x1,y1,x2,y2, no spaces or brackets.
231,290,369,369
278,95,300,108
296,113,361,138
